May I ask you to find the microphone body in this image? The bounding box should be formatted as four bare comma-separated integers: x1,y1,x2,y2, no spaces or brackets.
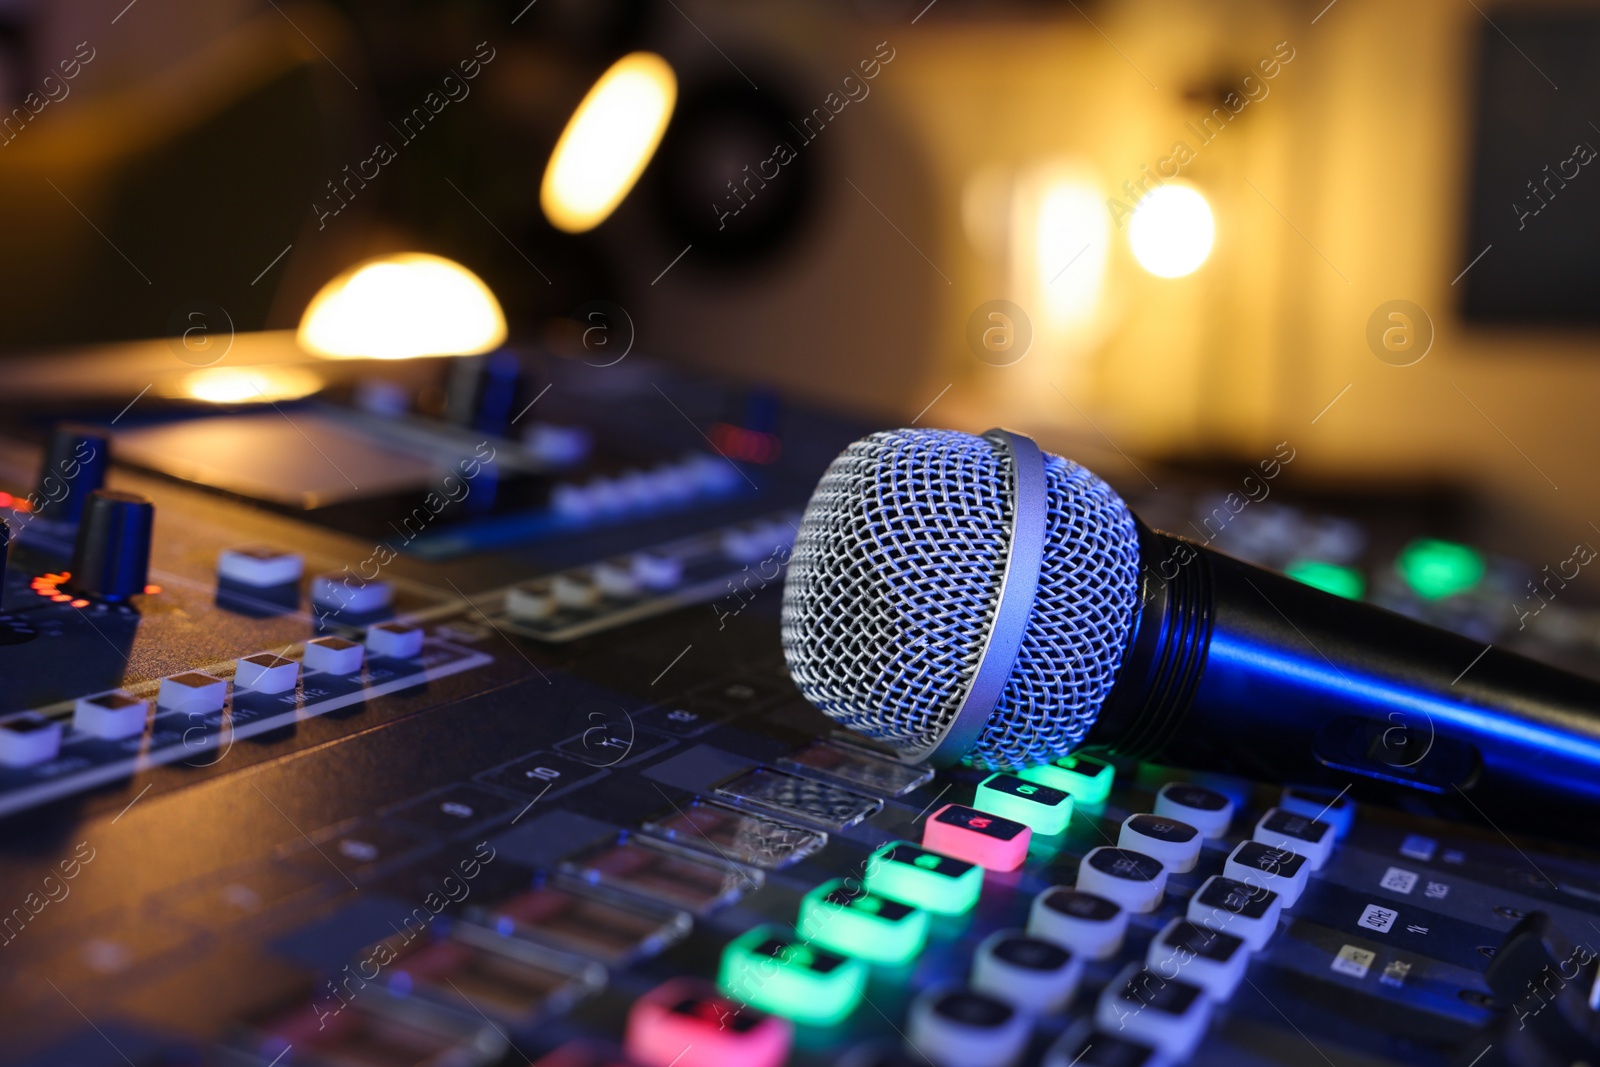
1102,524,1600,819
781,427,1600,828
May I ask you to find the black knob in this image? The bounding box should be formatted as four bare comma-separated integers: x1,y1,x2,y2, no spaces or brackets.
34,423,110,524
66,490,153,602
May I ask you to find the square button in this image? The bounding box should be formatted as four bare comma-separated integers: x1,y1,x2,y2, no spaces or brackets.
477,752,603,799
1019,754,1114,806
1255,807,1335,870
0,713,63,767
974,773,1073,836
626,978,791,1067
217,546,303,587
1188,875,1283,950
908,988,1029,1067
236,653,299,694
864,840,982,915
717,926,864,1026
387,785,519,837
1118,813,1202,873
367,621,424,658
798,879,928,965
1096,963,1212,1060
1077,847,1167,913
1280,786,1355,839
1146,918,1249,999
973,931,1082,1013
73,690,149,740
1045,1022,1161,1067
923,804,1030,871
1154,782,1234,838
157,671,226,712
1225,840,1310,907
311,573,392,614
1029,887,1127,960
303,636,363,676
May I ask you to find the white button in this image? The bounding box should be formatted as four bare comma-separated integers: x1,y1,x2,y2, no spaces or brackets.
971,930,1082,1014
1077,847,1168,913
721,525,774,564
1045,1020,1162,1067
615,470,656,509
158,672,227,712
1146,918,1249,1000
552,573,599,609
1118,814,1202,873
311,574,392,615
1028,888,1127,960
584,477,627,515
593,561,639,598
0,714,63,766
506,581,554,620
1095,963,1212,1060
550,483,595,520
235,654,299,694
631,552,682,591
303,636,363,676
688,453,741,494
217,546,303,587
1280,786,1355,839
1188,875,1283,950
1225,840,1310,908
367,622,423,658
647,463,696,504
906,987,1029,1067
1254,807,1335,870
1154,781,1235,838
523,423,592,468
73,691,149,740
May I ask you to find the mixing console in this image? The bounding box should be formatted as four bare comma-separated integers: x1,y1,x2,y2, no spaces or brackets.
0,380,1595,1067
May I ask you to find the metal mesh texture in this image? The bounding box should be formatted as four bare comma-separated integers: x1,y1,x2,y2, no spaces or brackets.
781,428,1142,769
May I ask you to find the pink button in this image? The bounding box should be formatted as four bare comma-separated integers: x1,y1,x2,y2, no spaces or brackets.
625,977,792,1067
922,804,1032,871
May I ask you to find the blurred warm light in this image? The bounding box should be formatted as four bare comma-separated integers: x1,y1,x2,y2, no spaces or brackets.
179,366,322,404
1033,177,1110,330
1128,185,1214,278
541,52,677,234
298,253,507,360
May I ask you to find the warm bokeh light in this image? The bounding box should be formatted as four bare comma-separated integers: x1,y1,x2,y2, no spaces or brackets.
541,52,677,234
1128,185,1215,278
1033,176,1110,329
178,366,322,404
297,253,507,360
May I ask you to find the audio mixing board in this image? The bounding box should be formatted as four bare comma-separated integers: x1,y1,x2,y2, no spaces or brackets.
0,379,1596,1067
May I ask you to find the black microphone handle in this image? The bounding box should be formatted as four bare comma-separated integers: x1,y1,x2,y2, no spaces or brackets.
1087,524,1600,829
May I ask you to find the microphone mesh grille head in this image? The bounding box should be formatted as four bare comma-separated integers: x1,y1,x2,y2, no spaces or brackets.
781,428,1141,769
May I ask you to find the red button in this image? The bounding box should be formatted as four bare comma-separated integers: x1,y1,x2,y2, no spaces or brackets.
922,803,1031,871
625,977,792,1067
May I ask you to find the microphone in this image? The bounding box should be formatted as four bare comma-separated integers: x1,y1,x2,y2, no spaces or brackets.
780,427,1600,822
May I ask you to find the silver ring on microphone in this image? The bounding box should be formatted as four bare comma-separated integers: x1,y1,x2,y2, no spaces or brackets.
922,428,1049,766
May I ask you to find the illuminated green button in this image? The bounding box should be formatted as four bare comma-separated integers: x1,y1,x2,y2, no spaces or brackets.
1020,754,1114,806
717,925,864,1026
1397,538,1483,600
974,773,1073,836
798,879,929,965
1285,559,1365,600
864,840,982,916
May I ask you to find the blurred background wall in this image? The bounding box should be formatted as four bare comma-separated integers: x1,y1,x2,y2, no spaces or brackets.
0,0,1597,560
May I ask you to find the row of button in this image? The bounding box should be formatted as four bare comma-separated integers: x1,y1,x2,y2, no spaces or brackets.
549,454,743,522
897,778,1345,1064
0,623,425,767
